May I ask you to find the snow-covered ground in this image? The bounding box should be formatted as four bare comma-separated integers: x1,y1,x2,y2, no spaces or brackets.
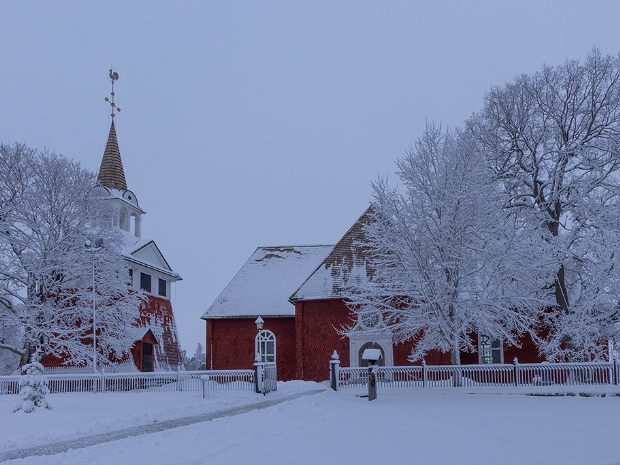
1,382,620,465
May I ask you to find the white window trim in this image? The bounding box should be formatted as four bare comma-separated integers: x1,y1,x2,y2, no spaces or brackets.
255,330,276,363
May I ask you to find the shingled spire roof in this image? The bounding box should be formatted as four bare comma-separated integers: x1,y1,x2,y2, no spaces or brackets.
97,121,127,190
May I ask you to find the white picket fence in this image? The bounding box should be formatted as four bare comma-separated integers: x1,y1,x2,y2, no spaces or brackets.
0,370,254,395
333,359,620,390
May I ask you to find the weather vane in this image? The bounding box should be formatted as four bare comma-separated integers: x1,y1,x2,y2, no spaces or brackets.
104,67,121,118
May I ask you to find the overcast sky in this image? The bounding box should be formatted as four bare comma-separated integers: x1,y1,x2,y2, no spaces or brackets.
2,1,620,354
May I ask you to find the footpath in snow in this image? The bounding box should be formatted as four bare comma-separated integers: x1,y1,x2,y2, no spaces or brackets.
0,388,324,462
0,381,323,458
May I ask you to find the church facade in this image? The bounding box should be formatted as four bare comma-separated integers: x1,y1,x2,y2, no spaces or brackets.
42,119,184,373
203,209,544,382
95,121,184,372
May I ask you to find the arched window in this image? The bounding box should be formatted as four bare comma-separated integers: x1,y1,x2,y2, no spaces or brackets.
255,330,276,363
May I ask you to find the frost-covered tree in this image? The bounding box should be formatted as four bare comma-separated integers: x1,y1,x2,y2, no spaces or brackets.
13,348,51,413
0,142,142,368
347,124,554,365
469,47,620,360
183,343,206,371
0,316,22,374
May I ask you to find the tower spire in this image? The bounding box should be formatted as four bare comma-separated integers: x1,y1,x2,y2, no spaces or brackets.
97,68,128,190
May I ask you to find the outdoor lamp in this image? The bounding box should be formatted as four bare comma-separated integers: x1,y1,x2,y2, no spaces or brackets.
255,316,264,331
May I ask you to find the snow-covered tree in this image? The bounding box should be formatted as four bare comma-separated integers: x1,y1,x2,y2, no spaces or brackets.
469,47,620,360
0,142,142,368
347,124,554,365
13,348,51,413
0,316,22,374
183,343,206,371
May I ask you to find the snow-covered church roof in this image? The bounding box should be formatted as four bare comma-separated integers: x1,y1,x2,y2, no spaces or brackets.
121,231,182,281
202,245,334,319
290,207,374,302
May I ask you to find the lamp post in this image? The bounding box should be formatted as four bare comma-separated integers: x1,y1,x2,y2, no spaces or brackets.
254,316,264,394
255,316,264,362
85,238,103,373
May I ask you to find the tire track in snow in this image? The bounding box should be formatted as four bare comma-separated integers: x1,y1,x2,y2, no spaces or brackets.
0,389,325,463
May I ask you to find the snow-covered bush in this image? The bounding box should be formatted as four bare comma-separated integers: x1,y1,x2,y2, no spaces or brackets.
13,359,51,413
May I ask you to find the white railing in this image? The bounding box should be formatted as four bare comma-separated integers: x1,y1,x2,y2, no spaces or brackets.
263,362,277,393
253,362,277,394
516,362,613,387
198,370,255,393
335,359,620,390
0,376,20,395
0,370,255,395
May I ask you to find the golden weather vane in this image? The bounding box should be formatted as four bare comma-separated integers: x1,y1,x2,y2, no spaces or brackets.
104,67,121,118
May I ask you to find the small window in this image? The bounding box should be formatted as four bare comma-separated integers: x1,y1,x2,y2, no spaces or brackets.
158,278,167,297
140,272,152,293
479,334,503,364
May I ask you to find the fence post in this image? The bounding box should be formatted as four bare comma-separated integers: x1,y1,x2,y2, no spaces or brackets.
202,375,209,398
101,370,106,393
614,359,619,386
422,360,427,388
330,350,340,391
254,355,264,394
177,370,181,392
513,358,519,387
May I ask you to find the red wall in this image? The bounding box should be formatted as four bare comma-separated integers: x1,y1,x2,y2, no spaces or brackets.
206,317,296,381
139,295,183,370
42,294,182,371
295,299,351,382
205,299,562,383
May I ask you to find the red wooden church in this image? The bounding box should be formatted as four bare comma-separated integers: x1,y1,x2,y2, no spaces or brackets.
203,209,544,382
43,120,184,373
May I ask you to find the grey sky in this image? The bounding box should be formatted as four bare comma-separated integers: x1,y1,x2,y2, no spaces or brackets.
2,1,620,353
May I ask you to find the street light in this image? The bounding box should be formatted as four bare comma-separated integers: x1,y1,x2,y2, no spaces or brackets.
255,316,264,362
255,316,264,331
85,238,103,373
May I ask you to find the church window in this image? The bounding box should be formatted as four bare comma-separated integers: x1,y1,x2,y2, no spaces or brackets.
359,310,381,329
255,330,276,363
140,272,152,293
479,334,503,364
158,278,167,297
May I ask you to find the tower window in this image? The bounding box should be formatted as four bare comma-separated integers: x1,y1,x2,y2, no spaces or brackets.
158,278,167,297
140,272,152,293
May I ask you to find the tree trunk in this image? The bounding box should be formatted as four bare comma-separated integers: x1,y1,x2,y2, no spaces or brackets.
451,334,462,387
546,216,569,311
